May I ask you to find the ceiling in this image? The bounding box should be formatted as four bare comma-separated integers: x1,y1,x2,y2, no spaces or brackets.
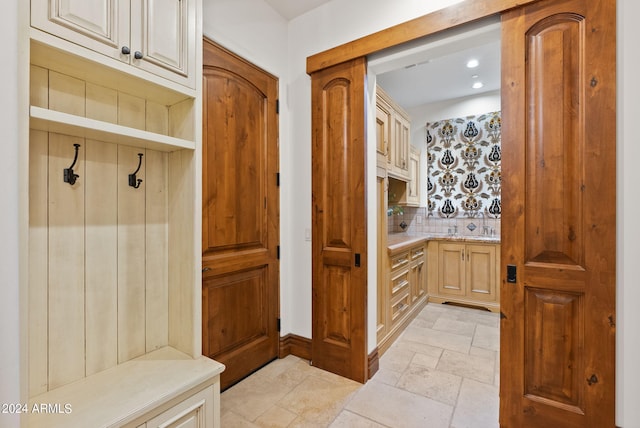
263,0,332,20
262,1,501,110
372,18,501,109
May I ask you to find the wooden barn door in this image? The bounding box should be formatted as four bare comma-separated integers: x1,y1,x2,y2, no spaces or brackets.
500,0,616,426
201,39,280,390
311,57,368,383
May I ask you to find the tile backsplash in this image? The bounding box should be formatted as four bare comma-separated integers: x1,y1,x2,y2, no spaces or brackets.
388,206,500,237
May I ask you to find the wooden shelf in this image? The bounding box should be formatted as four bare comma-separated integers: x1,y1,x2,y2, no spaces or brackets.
28,347,224,428
30,106,195,152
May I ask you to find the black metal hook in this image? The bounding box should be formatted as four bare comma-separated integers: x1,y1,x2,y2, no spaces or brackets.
63,143,81,185
128,153,144,189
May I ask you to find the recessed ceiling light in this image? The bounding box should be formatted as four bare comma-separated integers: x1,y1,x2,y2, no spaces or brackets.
472,81,484,89
467,59,479,68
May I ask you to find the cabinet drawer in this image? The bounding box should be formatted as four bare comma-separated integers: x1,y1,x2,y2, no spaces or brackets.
390,251,410,270
410,246,425,260
391,291,411,323
389,268,410,299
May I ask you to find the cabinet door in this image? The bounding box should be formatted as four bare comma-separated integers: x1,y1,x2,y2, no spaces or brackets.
392,113,410,178
465,244,497,302
438,243,465,296
410,258,425,302
406,147,420,206
410,245,425,302
131,0,196,87
144,386,215,428
375,99,391,158
32,0,129,61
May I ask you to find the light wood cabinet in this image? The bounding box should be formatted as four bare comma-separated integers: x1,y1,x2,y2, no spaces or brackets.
31,0,196,88
410,245,426,303
378,240,428,355
428,241,500,312
376,86,410,181
387,146,420,208
406,146,420,206
376,95,391,170
391,111,410,179
24,0,224,426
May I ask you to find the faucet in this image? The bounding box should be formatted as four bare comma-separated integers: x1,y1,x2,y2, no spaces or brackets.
478,212,488,235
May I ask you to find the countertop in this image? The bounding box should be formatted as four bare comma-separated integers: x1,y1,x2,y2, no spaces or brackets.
387,232,500,253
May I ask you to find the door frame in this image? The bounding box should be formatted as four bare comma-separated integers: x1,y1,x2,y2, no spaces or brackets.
306,0,616,422
307,0,544,381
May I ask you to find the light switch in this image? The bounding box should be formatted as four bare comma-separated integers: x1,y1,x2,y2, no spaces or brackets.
416,215,423,224
305,228,311,241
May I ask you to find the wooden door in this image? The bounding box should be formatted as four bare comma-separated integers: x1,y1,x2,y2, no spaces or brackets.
201,39,279,390
500,0,616,426
311,57,368,383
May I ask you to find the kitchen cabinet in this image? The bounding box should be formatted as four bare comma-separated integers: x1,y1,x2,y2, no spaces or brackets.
24,0,224,426
406,146,421,206
376,94,391,170
376,85,410,180
387,147,421,208
428,241,500,312
31,0,196,88
410,245,427,303
378,239,428,355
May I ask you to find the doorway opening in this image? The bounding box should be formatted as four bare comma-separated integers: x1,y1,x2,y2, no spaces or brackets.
368,15,502,359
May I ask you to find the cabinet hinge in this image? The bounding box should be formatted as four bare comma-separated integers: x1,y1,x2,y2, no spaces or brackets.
277,245,280,260
276,99,279,114
276,172,280,187
277,318,281,332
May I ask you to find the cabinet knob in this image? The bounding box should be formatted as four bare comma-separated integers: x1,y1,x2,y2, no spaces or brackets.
121,46,131,55
134,51,144,60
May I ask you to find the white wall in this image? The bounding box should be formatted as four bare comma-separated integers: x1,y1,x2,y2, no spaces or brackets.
617,0,640,425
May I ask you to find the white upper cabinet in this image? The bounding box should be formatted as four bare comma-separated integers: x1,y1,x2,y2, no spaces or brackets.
32,0,195,88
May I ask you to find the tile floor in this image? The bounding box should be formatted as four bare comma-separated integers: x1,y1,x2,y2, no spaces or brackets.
220,303,500,428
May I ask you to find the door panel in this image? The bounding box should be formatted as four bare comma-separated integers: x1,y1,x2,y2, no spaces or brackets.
135,0,188,73
32,0,128,59
467,244,496,301
202,39,279,390
311,57,367,383
438,243,465,296
500,0,616,425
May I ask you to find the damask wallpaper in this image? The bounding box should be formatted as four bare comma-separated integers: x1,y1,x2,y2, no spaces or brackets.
426,111,501,219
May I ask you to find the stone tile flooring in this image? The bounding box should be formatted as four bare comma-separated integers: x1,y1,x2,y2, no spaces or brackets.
220,303,500,427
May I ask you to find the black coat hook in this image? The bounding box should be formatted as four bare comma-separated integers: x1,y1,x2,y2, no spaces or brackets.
63,143,81,185
128,153,144,189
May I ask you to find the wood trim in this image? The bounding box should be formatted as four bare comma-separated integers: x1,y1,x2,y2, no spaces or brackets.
306,0,542,74
368,348,379,380
279,334,312,361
